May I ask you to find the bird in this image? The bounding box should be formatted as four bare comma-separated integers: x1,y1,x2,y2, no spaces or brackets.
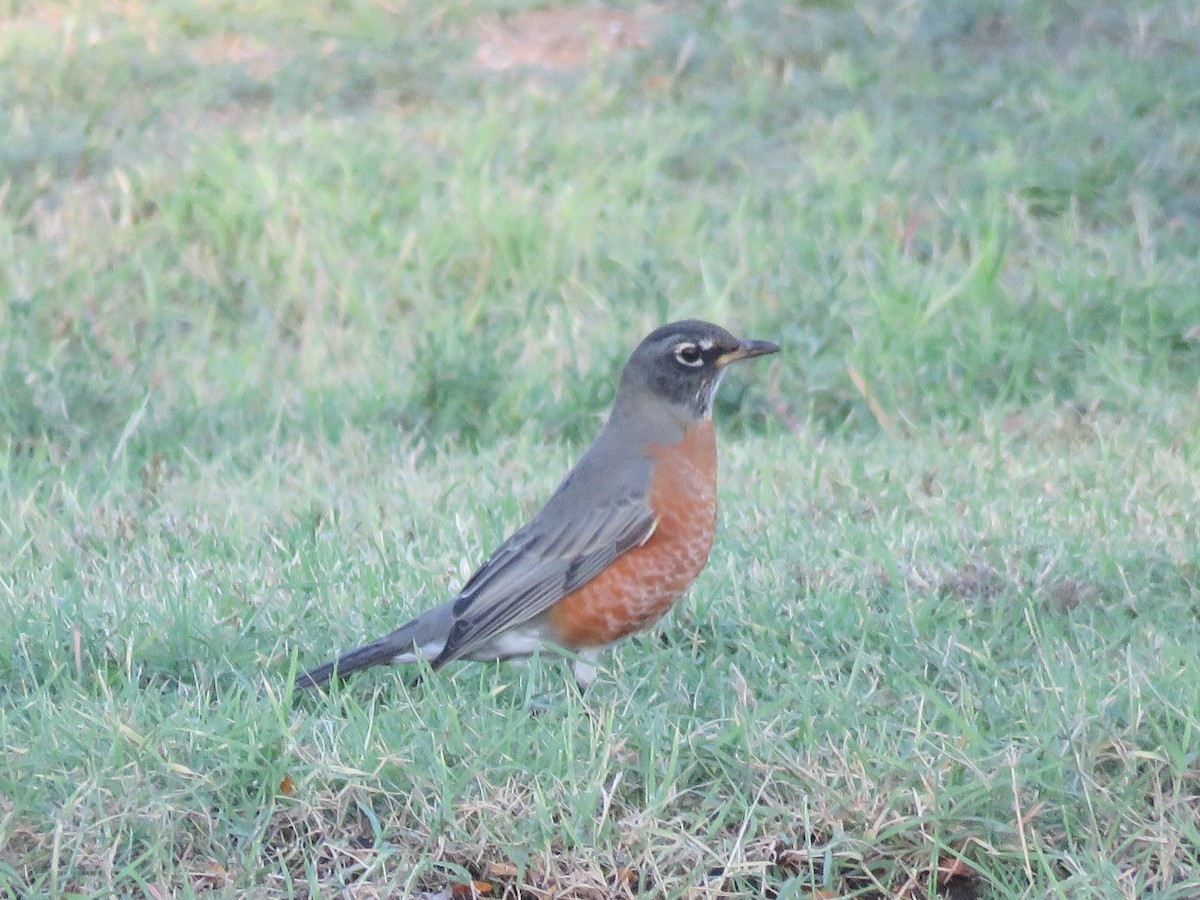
296,320,779,691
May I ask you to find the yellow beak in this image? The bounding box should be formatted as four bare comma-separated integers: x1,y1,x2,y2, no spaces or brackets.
716,338,780,367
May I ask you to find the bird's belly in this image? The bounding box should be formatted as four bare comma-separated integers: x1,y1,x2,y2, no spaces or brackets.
466,626,551,661
547,421,718,648
392,628,551,664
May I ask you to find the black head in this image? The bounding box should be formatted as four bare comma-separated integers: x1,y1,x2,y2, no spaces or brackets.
615,320,779,418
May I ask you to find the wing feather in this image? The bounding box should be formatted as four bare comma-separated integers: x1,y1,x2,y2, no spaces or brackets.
434,493,657,665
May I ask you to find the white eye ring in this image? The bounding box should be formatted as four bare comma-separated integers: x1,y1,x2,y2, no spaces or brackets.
674,343,703,367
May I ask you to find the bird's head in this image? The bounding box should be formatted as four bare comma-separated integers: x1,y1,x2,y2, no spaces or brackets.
616,320,779,420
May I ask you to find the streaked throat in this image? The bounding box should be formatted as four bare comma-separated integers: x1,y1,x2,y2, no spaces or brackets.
695,368,728,418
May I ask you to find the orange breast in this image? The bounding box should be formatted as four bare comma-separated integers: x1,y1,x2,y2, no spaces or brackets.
547,420,718,648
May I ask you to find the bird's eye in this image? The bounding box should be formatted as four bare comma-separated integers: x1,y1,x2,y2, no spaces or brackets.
674,343,703,367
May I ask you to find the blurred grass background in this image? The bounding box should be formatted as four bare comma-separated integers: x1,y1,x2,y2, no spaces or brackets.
2,1,1199,897
4,0,1197,460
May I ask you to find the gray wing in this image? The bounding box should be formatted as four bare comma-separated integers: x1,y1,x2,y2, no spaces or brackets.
433,488,657,666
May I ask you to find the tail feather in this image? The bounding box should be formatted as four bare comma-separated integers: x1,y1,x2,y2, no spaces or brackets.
296,627,421,689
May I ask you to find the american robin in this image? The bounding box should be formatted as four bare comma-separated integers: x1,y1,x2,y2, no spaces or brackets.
297,320,778,691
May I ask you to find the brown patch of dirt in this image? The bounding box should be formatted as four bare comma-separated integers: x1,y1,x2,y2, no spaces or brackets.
190,32,283,78
1047,577,1099,612
938,559,1008,601
472,5,659,72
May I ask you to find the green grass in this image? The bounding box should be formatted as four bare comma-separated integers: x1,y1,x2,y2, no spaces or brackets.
2,0,1199,896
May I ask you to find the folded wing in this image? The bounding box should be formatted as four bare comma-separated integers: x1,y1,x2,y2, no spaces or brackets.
434,492,657,666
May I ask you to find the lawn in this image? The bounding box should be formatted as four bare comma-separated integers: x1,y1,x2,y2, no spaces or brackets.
2,0,1199,897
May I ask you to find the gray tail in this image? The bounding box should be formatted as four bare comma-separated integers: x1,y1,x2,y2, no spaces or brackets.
295,627,419,690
